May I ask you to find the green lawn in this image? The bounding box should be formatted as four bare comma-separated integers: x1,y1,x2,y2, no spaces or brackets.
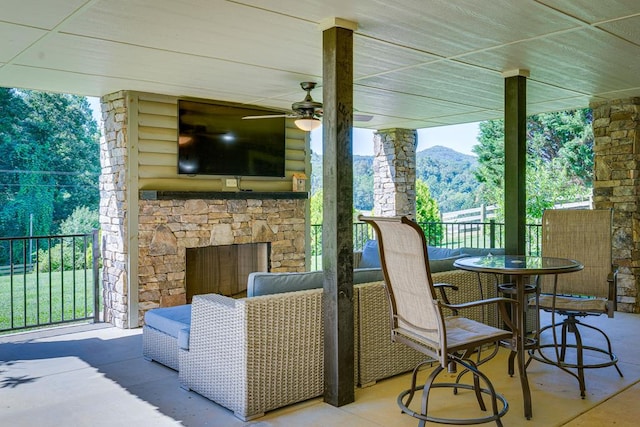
0,268,99,332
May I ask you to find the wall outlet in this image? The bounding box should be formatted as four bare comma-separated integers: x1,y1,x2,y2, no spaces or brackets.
222,178,239,191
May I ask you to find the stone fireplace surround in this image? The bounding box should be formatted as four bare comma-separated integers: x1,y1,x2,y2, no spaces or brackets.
135,191,307,326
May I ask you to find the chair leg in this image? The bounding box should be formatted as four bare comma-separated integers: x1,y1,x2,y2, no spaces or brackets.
570,321,587,397
405,359,436,409
507,350,516,376
530,316,623,397
469,360,488,412
578,321,624,378
560,320,569,362
529,320,583,393
398,357,509,426
455,343,500,386
420,365,444,423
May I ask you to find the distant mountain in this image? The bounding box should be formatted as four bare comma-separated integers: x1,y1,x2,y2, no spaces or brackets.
416,146,479,213
420,145,477,163
311,145,480,213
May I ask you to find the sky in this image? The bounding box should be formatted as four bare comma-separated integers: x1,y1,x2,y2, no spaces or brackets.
310,122,480,157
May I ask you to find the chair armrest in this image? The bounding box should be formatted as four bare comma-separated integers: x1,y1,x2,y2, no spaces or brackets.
431,270,503,327
434,283,459,314
442,296,517,311
441,297,518,332
434,283,459,292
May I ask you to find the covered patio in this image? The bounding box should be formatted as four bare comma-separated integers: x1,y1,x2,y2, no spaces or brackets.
2,0,640,424
2,310,640,426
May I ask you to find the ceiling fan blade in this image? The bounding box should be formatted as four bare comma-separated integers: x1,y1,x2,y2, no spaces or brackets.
242,114,293,120
354,113,374,122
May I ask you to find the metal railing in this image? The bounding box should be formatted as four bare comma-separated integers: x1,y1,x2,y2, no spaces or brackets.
310,220,542,270
0,230,101,333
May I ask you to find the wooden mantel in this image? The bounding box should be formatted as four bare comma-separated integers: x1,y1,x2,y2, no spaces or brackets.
139,190,309,200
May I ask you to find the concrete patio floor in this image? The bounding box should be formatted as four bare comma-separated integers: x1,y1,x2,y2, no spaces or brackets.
1,311,639,426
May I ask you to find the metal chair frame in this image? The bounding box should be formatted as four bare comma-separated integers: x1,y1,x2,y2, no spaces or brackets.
528,209,623,397
360,215,515,426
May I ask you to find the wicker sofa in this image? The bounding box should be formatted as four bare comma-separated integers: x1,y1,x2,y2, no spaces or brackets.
176,268,382,421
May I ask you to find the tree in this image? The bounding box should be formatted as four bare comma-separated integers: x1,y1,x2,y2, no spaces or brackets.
353,156,374,211
415,179,444,245
0,89,100,244
310,189,323,225
0,88,29,239
59,206,100,234
311,153,374,212
473,109,592,223
416,146,481,212
37,206,100,272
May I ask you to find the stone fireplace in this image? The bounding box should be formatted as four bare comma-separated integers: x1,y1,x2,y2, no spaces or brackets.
133,193,307,325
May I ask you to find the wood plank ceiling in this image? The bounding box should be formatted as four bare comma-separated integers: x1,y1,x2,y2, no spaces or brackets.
1,0,640,130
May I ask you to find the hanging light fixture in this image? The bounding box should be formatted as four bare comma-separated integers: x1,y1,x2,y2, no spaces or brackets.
295,117,321,131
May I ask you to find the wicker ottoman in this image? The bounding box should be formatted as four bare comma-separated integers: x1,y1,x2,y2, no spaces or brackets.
143,304,191,370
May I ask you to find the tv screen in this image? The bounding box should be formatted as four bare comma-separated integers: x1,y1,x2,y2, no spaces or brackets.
177,100,286,177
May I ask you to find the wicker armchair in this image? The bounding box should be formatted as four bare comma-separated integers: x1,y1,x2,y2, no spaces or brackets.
178,289,326,421
360,215,514,426
529,209,623,396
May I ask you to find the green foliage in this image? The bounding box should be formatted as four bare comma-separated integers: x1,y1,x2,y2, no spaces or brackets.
416,146,481,212
415,179,444,245
59,206,99,234
415,179,440,223
310,190,323,225
0,89,100,260
37,235,94,273
353,156,374,211
311,153,374,212
37,207,98,273
312,146,480,214
309,190,323,256
473,109,593,223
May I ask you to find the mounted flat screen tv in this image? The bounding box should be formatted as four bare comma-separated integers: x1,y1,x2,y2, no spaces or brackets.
177,100,286,177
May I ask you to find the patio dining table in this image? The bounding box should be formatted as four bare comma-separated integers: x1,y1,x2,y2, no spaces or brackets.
453,255,583,420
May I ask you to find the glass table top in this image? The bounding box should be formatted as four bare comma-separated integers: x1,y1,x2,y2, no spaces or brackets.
453,255,583,275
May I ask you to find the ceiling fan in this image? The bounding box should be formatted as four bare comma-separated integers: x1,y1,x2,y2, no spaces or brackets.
242,82,373,131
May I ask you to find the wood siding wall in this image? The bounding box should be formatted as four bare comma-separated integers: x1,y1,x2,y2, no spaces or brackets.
131,92,309,192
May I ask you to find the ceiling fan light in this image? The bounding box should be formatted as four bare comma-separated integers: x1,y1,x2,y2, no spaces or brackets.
295,117,321,131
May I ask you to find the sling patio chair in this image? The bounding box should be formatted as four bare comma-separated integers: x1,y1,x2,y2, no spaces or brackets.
359,215,515,426
528,209,623,397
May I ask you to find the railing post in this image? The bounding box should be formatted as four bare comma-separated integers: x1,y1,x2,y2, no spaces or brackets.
92,229,101,323
490,219,496,248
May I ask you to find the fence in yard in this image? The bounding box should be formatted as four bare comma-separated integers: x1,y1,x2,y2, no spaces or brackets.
441,198,592,223
310,220,543,271
0,230,101,333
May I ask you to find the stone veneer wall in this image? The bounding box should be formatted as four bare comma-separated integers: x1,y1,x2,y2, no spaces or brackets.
136,198,306,324
591,97,640,313
99,91,129,327
373,128,418,217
